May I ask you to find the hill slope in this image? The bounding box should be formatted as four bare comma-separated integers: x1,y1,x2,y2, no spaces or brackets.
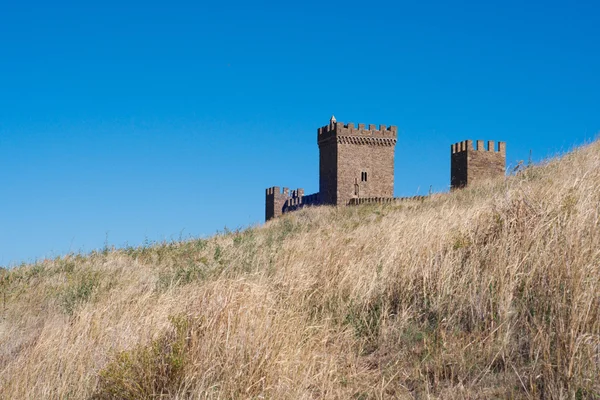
1,142,599,399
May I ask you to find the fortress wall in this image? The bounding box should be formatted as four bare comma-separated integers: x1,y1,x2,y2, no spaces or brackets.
283,192,321,213
348,195,427,205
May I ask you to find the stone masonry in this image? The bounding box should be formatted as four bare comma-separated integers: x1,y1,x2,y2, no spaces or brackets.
450,140,506,189
265,187,291,221
317,119,398,206
265,117,506,222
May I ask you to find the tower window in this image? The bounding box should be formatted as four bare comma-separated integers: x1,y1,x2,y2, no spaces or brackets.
361,172,368,182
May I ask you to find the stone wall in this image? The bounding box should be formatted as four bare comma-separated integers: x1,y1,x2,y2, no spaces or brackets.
318,139,338,205
336,141,395,206
283,192,320,213
266,187,320,221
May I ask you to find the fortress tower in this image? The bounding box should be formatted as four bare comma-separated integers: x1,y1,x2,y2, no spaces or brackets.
265,187,289,221
318,117,398,206
451,140,506,189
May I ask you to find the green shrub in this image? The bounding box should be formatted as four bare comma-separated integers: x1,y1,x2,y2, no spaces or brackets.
94,316,190,399
59,270,100,315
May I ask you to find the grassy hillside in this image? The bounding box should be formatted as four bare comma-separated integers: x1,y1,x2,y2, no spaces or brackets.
1,142,599,399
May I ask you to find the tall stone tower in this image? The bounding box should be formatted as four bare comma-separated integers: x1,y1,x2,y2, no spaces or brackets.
317,117,398,206
451,140,506,189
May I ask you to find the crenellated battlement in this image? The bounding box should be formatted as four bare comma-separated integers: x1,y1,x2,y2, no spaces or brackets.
318,121,398,146
290,189,304,198
283,192,320,213
265,187,279,196
451,140,506,155
265,187,293,196
348,196,427,206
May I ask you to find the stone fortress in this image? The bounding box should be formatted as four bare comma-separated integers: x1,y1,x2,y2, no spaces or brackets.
265,116,506,221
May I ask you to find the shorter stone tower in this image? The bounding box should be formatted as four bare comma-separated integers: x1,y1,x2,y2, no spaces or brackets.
265,187,290,221
265,187,308,221
451,140,506,189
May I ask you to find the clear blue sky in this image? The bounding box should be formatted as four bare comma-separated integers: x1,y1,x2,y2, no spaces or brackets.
1,0,598,266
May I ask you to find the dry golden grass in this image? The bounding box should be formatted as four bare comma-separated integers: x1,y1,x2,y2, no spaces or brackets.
1,141,599,399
